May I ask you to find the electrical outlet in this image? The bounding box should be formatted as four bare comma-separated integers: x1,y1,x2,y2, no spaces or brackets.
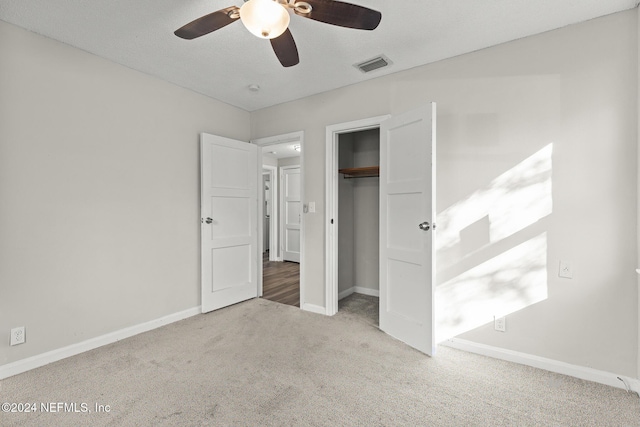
494,316,506,332
10,326,25,346
559,260,573,279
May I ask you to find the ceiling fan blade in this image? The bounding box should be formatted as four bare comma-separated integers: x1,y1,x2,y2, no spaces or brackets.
270,28,299,67
174,6,240,40
295,0,381,30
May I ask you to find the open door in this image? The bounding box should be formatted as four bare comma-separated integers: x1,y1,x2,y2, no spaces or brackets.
379,103,436,355
201,133,258,313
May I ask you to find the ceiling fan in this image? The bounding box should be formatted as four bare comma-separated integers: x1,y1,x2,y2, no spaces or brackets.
174,0,382,67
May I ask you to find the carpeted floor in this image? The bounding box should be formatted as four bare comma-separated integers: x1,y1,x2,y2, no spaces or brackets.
338,292,379,326
1,297,638,426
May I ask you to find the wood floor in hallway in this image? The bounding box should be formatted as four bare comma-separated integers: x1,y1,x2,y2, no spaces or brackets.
262,252,300,307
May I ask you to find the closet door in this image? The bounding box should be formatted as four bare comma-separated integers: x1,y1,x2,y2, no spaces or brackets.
379,103,436,355
281,166,301,262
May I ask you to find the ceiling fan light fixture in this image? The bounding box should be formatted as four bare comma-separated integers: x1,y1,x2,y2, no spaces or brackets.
240,0,290,39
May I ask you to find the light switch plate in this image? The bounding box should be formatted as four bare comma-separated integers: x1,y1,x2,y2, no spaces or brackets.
308,202,316,213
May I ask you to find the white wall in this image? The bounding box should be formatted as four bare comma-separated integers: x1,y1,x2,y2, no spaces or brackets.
251,10,638,377
352,130,380,293
637,5,640,379
278,156,301,168
338,134,355,295
0,21,250,366
262,156,278,167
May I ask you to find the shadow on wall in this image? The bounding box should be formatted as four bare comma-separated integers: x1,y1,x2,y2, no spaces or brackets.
435,143,553,342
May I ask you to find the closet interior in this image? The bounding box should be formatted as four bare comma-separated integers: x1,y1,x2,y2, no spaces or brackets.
337,128,381,325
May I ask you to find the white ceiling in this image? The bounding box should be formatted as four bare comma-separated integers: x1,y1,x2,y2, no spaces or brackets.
1,0,637,112
262,142,300,159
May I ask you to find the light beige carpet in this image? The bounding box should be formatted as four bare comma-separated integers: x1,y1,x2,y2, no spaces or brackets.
339,292,379,326
1,297,638,426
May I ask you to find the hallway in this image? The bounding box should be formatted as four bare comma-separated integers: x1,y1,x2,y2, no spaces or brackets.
262,252,300,307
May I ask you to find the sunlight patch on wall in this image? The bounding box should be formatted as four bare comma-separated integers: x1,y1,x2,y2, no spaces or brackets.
436,233,548,342
437,143,553,268
434,143,553,342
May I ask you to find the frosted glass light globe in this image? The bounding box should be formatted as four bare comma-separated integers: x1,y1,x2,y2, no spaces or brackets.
240,0,290,39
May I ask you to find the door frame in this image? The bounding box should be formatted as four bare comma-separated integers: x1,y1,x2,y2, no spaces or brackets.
252,131,305,307
262,165,278,261
325,116,390,316
280,165,302,263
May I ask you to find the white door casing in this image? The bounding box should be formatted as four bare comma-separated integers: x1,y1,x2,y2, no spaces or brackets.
325,115,390,316
281,166,301,263
201,133,258,313
379,103,436,355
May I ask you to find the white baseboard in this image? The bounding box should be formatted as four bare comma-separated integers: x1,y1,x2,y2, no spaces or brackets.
338,288,355,300
0,306,201,380
444,338,640,395
354,286,380,297
338,286,380,300
302,303,326,315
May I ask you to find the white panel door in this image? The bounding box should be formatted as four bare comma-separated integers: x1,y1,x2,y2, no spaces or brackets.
201,133,258,313
281,166,301,263
380,103,436,355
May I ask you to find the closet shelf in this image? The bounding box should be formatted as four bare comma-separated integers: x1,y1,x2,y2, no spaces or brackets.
338,166,379,179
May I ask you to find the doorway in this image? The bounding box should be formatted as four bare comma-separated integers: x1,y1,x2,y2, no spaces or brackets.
335,128,382,326
253,132,304,308
326,105,437,355
325,116,389,317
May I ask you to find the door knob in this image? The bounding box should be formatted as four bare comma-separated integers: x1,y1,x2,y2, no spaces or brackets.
205,217,213,224
418,221,430,231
